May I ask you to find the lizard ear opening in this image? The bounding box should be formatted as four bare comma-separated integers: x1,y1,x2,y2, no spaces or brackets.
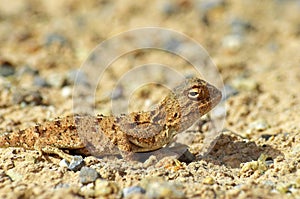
188,88,200,99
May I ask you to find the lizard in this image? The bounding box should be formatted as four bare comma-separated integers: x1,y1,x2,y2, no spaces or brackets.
0,77,222,161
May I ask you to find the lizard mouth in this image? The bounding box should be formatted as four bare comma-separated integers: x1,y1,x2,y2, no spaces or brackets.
208,85,222,109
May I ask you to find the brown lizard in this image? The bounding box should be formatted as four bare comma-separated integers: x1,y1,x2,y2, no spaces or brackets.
0,77,222,161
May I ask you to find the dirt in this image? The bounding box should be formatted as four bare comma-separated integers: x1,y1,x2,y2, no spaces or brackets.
0,0,299,198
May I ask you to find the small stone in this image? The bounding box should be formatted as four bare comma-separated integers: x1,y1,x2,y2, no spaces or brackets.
33,76,50,87
0,171,11,183
122,186,145,198
158,1,179,16
211,105,226,119
265,157,274,166
177,148,195,163
262,180,275,187
276,183,291,194
145,180,184,199
111,85,123,99
240,161,259,174
12,90,44,105
231,77,259,92
222,34,243,53
6,168,23,181
197,0,225,13
260,134,274,141
292,144,300,155
44,33,68,47
222,84,239,100
80,183,95,197
249,120,269,131
197,0,225,25
230,18,254,34
143,155,159,167
47,73,66,88
164,37,181,52
79,167,99,184
296,177,300,188
66,69,89,86
55,183,71,189
59,159,69,168
68,155,84,171
61,86,72,98
203,176,215,185
94,179,120,197
240,154,268,176
17,65,38,76
0,60,15,77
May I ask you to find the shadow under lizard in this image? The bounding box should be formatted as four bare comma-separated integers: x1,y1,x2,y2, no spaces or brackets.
0,77,222,161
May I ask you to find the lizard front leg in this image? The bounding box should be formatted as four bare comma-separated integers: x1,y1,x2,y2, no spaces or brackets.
114,132,141,161
34,140,74,162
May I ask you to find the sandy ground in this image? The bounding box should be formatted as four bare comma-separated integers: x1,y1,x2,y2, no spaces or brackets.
0,0,299,198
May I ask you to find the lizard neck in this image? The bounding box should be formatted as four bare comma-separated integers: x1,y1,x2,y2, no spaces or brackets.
153,93,201,134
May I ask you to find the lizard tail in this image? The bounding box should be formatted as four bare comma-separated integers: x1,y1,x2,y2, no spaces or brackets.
0,129,37,149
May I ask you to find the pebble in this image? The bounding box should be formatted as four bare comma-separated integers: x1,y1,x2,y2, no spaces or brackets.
197,0,225,25
79,167,99,184
6,168,23,181
164,37,181,52
230,18,254,34
158,1,179,16
111,85,123,99
17,65,38,76
260,134,274,141
296,177,300,188
248,120,269,132
197,0,225,12
222,84,239,100
94,179,120,198
66,69,89,86
211,105,226,119
276,183,292,194
145,180,184,199
80,182,95,197
292,144,300,155
61,86,72,98
44,33,68,47
262,180,275,187
122,186,145,198
222,34,243,53
240,154,268,176
54,183,71,189
33,76,50,88
47,73,66,88
12,90,44,105
203,176,215,185
177,148,196,163
0,60,15,77
67,155,84,171
231,77,259,92
267,41,279,52
265,157,274,166
59,159,69,168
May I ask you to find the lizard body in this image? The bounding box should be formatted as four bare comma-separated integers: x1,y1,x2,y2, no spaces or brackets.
0,77,222,160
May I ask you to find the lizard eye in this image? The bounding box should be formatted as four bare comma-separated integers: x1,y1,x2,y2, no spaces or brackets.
188,88,200,99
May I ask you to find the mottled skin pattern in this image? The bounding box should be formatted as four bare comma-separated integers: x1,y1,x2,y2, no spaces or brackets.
0,77,222,160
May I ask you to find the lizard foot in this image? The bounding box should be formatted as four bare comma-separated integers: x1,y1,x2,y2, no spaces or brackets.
39,145,74,163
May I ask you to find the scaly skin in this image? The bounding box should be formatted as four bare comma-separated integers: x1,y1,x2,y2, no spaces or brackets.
0,77,222,160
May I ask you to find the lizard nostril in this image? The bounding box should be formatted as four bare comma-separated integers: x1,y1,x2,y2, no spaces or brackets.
173,112,179,118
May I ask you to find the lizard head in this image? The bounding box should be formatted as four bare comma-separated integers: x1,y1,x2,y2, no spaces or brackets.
168,77,222,131
182,77,221,114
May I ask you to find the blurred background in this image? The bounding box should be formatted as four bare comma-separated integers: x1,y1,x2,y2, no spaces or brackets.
0,0,299,127
0,1,300,198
